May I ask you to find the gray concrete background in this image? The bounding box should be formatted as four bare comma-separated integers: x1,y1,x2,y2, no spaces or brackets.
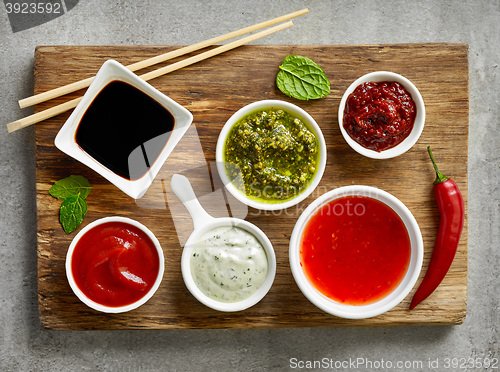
0,0,498,371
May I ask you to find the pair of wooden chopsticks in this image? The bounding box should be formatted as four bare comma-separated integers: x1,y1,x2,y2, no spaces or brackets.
6,9,308,134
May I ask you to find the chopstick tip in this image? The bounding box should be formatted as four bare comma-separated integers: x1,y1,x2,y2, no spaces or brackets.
6,121,18,133
18,99,28,109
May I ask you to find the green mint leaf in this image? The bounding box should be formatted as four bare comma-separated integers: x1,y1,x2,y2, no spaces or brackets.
49,175,92,200
60,194,88,234
276,55,331,100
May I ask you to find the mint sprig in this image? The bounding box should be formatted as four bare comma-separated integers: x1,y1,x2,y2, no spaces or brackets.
49,175,92,200
60,194,88,234
49,175,92,234
276,55,331,100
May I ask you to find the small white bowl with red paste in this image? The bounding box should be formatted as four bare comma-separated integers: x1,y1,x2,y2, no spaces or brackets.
338,71,425,159
66,216,164,313
289,185,423,319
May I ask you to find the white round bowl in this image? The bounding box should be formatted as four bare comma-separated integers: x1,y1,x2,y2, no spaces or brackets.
66,216,164,313
181,217,276,312
289,185,423,319
171,174,276,312
216,100,327,210
338,71,425,159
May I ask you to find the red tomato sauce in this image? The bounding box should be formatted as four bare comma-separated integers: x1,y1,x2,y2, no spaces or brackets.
300,196,411,305
343,81,416,152
71,221,160,307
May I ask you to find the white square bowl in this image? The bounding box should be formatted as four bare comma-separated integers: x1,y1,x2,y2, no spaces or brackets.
55,59,193,199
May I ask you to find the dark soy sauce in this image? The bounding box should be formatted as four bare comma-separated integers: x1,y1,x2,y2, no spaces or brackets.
75,81,174,180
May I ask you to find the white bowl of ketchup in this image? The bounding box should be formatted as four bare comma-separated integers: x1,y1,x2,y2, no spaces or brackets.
289,185,423,319
66,216,164,313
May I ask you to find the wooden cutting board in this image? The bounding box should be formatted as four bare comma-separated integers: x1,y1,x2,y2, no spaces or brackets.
34,44,468,330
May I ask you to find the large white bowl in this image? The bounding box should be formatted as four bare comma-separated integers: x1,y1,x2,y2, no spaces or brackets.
289,185,423,319
66,216,164,313
216,100,327,211
338,71,425,159
55,59,193,199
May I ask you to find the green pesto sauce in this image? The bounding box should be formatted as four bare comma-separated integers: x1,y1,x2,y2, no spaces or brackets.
223,108,319,202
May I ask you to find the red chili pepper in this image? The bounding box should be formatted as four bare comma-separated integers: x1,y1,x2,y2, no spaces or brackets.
409,146,465,310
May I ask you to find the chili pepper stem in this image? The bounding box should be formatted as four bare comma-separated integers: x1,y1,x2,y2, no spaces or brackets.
427,146,448,184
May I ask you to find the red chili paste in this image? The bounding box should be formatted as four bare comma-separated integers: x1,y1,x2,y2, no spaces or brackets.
300,196,411,305
71,221,160,307
343,81,416,152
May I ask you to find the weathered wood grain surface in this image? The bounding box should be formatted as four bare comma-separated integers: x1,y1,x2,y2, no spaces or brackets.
34,44,468,329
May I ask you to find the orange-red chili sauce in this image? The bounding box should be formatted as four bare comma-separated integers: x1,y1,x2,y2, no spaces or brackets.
300,196,411,305
71,221,160,307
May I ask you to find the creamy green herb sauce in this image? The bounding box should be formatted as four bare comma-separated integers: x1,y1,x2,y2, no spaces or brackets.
190,226,268,303
224,108,319,202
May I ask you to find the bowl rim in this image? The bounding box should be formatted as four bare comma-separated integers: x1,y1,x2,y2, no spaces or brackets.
54,59,193,199
181,217,276,312
215,99,327,211
289,185,423,319
338,71,426,159
65,216,165,313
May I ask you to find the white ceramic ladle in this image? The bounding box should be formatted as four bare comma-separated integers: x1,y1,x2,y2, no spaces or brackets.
170,174,276,312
